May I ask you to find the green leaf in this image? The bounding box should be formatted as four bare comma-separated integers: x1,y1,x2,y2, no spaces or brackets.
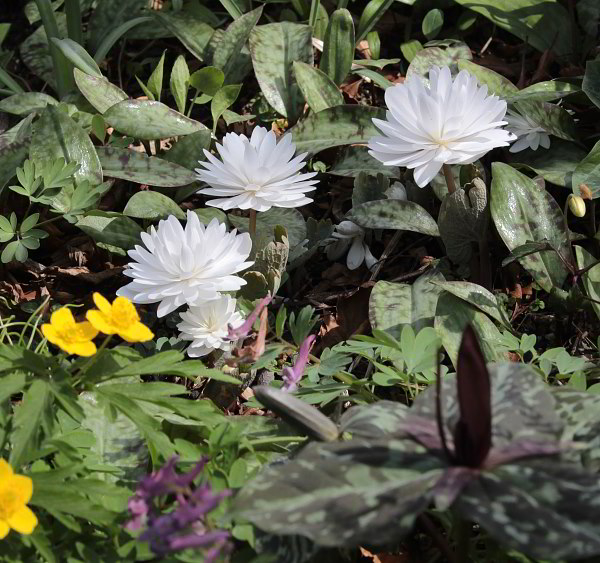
10,380,52,469
0,92,58,116
76,212,142,250
153,11,214,62
170,55,190,114
349,199,439,236
356,0,394,42
50,37,102,77
320,9,355,86
289,105,385,154
211,84,242,128
366,31,380,59
20,213,39,233
30,106,103,187
328,146,399,178
406,42,472,81
422,8,444,40
453,0,571,56
249,22,313,120
456,60,518,97
400,39,423,63
369,269,445,338
96,146,196,187
511,139,586,188
73,68,128,114
189,66,225,96
87,0,150,52
293,61,343,113
228,207,307,248
162,129,212,170
575,246,600,322
212,6,263,80
123,191,185,220
583,57,600,109
103,100,208,140
79,391,148,485
91,114,105,143
490,162,572,292
506,80,580,103
573,139,600,198
434,293,505,367
146,50,166,102
514,100,576,141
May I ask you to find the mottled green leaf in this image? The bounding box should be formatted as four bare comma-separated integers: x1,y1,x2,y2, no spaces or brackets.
514,100,576,141
51,37,102,77
73,68,128,114
294,62,343,113
340,401,410,440
153,11,214,61
582,57,600,109
87,0,149,52
96,146,195,187
453,0,571,56
456,60,517,97
506,80,580,103
30,106,102,187
434,293,505,366
511,139,586,188
289,105,385,154
349,199,439,236
228,207,306,248
320,9,355,86
406,42,472,81
369,270,445,338
0,93,58,116
249,22,313,120
573,139,600,198
123,191,185,220
103,100,207,140
162,129,212,170
356,0,394,42
76,212,142,250
490,162,571,292
328,146,399,178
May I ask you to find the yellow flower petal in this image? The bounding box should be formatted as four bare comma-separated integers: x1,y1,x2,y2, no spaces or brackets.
41,323,58,343
50,308,76,330
0,519,9,539
7,506,37,535
67,340,97,357
77,321,99,341
0,459,13,480
120,322,154,343
86,310,116,335
10,475,33,505
112,297,140,323
92,293,112,315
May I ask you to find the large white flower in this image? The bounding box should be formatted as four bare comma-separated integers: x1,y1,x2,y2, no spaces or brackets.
194,127,318,212
117,211,253,317
326,220,378,271
177,296,244,357
504,109,551,153
368,66,515,187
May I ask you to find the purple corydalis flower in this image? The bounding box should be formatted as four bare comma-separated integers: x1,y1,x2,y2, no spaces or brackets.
227,294,272,341
126,456,231,561
282,334,316,392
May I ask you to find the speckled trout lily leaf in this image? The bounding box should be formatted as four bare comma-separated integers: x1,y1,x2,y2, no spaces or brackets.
249,22,313,121
573,139,600,198
406,41,471,82
0,92,58,116
96,147,196,187
490,162,572,292
232,439,443,546
103,100,207,140
73,68,128,114
288,105,385,155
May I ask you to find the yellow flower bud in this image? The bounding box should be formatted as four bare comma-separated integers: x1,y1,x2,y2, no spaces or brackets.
568,195,586,218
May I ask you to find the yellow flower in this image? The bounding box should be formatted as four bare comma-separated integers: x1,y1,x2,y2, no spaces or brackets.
0,459,38,538
86,293,154,343
41,308,98,357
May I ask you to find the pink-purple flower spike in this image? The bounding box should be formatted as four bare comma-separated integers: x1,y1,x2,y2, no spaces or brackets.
282,334,316,392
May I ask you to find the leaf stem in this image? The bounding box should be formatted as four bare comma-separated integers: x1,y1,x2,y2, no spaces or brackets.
249,209,257,239
442,163,456,195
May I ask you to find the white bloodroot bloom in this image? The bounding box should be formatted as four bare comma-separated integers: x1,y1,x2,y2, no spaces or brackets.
326,220,378,271
177,295,244,357
504,109,551,153
117,211,253,318
368,66,516,187
194,127,319,212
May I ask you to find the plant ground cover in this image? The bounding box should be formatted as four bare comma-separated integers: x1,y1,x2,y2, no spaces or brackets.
1,0,600,561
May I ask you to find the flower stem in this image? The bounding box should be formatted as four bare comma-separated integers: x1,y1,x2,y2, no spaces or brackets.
443,163,457,195
248,209,257,239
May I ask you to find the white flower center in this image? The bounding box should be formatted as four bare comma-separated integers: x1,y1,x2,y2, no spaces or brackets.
246,183,262,192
